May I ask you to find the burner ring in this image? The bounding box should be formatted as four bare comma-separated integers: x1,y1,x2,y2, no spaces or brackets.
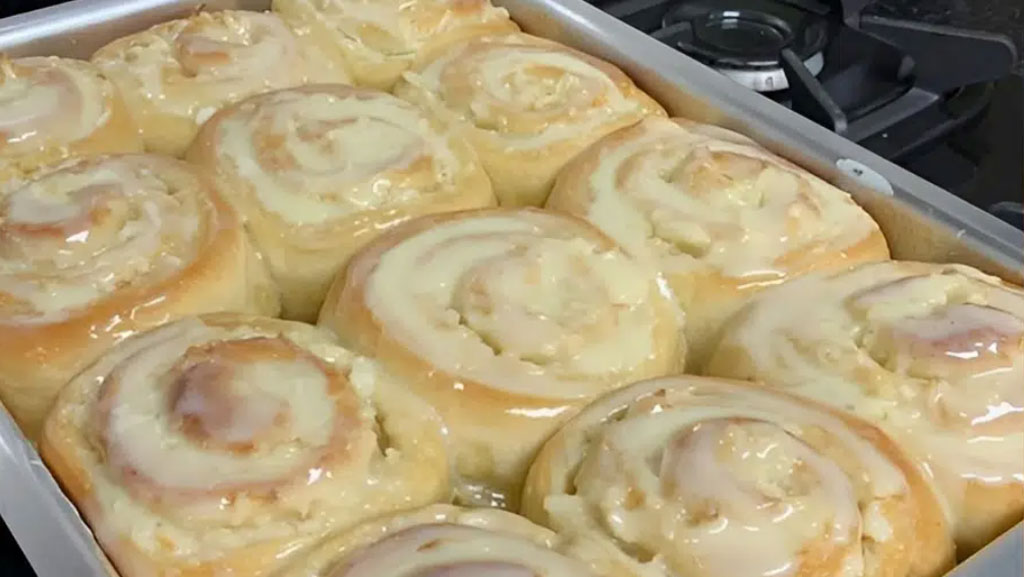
717,50,825,92
662,1,830,75
694,10,795,58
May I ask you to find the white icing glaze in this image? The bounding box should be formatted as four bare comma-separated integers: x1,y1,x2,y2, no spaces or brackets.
61,317,427,560
407,35,644,151
364,211,670,399
714,262,1024,525
92,11,339,122
212,88,463,225
107,349,335,490
541,379,913,577
0,156,206,324
288,0,512,59
0,56,111,157
574,117,877,280
331,523,595,577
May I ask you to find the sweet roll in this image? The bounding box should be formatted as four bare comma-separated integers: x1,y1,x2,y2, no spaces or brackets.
705,261,1024,555
0,55,142,188
91,10,349,155
272,0,519,90
276,504,617,577
394,33,665,207
187,84,495,321
41,314,451,577
522,376,954,577
0,154,279,439
546,117,890,368
318,208,683,509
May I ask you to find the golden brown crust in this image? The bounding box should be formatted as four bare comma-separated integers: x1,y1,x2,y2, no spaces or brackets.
0,56,143,187
522,375,955,577
187,83,496,321
318,207,683,509
91,10,349,156
275,504,614,577
546,116,890,368
704,260,1024,557
41,314,451,577
394,33,666,207
272,0,520,90
0,155,279,439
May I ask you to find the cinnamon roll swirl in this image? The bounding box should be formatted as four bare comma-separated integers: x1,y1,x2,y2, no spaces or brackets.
91,10,348,156
705,261,1024,555
272,0,519,90
0,154,279,439
0,55,142,187
187,84,495,321
318,208,683,509
277,505,613,577
41,314,450,577
523,376,954,577
547,117,890,368
394,33,665,207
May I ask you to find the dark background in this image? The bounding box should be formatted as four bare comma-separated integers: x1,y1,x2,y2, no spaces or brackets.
0,0,1022,575
865,0,1024,223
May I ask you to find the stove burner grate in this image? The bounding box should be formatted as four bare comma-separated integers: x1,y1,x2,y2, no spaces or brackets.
652,0,830,91
590,0,1016,149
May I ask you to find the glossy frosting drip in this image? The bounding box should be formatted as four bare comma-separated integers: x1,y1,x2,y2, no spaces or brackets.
365,211,674,399
65,316,427,558
0,156,210,324
0,56,110,158
306,0,512,58
92,10,338,121
102,336,346,496
577,117,878,282
718,262,1024,520
212,88,463,224
408,35,646,150
543,381,910,577
329,523,595,577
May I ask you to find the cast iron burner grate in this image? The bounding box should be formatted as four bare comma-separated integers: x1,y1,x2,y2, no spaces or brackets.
587,0,1018,162
655,0,830,91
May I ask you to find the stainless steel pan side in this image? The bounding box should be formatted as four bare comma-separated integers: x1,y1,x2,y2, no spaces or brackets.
0,0,264,57
500,0,1023,281
945,524,1024,577
0,0,1020,276
0,408,111,576
0,1,1020,576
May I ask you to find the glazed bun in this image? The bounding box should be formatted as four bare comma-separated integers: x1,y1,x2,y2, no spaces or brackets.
547,116,890,367
706,261,1024,556
395,33,665,207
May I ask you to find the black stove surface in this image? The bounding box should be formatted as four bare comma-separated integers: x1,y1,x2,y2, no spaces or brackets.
588,0,1024,230
648,0,830,69
862,0,1024,229
869,0,1024,73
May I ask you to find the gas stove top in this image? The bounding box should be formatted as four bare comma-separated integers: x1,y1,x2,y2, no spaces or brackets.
586,0,1023,230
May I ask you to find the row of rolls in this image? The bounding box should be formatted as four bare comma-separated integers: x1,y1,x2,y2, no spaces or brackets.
0,0,1020,576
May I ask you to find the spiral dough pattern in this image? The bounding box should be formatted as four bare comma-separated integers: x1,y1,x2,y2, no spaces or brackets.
271,0,520,90
188,84,495,321
41,314,450,577
92,10,348,155
0,56,142,187
705,261,1024,555
0,154,279,438
523,376,954,577
318,208,683,509
394,33,665,207
547,116,890,367
277,505,611,577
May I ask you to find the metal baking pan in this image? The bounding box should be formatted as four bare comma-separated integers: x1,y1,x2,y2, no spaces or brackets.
0,0,1021,575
